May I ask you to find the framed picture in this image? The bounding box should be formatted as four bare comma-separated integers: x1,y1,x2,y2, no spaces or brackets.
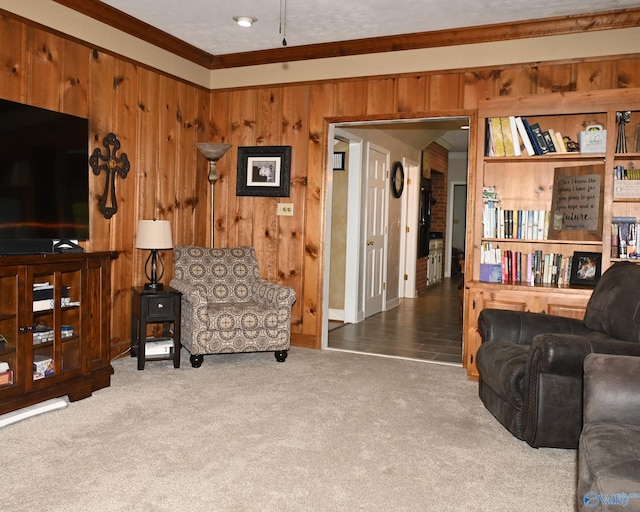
333,151,346,171
548,164,604,242
236,146,291,197
569,251,602,287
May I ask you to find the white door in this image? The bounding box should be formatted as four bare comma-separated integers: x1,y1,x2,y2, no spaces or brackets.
400,159,419,298
364,146,388,317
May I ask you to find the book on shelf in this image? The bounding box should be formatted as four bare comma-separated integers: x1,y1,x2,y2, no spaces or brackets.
33,285,69,301
522,118,544,155
528,122,551,154
500,116,516,156
542,131,557,153
515,117,535,156
508,116,521,156
487,117,506,156
479,263,502,283
551,130,567,153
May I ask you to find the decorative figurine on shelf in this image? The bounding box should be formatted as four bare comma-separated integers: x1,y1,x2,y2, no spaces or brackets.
616,110,631,153
563,136,580,152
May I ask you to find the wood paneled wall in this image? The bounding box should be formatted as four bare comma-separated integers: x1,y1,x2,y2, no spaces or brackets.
210,58,640,349
2,11,640,353
0,14,212,357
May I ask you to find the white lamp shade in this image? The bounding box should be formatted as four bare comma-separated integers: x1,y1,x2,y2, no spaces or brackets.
135,220,173,249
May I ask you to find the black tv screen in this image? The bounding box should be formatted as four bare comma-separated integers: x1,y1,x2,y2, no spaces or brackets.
0,98,89,244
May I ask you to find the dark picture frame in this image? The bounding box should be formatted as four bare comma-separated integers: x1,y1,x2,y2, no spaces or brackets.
569,251,602,287
236,146,291,197
333,151,346,171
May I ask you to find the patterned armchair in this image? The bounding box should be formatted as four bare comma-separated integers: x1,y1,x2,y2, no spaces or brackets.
169,246,296,368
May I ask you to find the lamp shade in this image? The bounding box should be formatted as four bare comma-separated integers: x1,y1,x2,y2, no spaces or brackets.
195,143,232,161
134,220,173,250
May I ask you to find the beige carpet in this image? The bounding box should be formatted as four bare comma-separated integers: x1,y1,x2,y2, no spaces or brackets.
3,347,577,511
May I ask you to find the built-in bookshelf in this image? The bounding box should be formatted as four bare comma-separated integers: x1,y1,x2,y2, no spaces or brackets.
463,88,640,379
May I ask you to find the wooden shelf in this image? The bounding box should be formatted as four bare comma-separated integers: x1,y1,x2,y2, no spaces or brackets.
464,88,640,379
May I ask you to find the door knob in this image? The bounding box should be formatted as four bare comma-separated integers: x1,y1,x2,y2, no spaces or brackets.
367,240,374,246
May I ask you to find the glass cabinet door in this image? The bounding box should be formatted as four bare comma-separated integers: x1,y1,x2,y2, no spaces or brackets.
29,263,84,386
0,266,23,397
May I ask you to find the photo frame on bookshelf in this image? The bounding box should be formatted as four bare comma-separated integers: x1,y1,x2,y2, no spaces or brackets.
569,251,602,287
548,164,605,241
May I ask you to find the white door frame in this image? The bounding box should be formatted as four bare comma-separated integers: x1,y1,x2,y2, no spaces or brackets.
322,126,365,348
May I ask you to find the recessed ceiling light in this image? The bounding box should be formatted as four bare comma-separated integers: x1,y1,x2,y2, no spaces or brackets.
233,16,257,28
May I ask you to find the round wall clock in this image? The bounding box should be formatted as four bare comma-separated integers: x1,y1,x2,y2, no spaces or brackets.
391,161,404,198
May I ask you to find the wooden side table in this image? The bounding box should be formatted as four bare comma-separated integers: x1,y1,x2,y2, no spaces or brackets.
130,286,182,370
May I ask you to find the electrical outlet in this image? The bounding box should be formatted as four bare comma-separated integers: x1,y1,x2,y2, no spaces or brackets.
277,203,294,216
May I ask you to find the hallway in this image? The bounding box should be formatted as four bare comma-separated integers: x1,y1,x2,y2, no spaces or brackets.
327,277,463,365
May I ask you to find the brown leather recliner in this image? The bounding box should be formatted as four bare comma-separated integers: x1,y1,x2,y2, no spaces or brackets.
578,353,640,510
476,261,640,449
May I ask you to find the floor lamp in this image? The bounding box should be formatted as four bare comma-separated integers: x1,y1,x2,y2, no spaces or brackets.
195,143,232,246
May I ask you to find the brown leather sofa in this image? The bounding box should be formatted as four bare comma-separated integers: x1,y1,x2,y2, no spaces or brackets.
476,261,640,449
578,353,640,511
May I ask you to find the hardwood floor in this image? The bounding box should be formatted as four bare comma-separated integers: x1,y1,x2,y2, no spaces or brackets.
327,276,463,365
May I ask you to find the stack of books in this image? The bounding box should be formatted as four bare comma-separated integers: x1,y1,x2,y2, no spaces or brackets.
33,283,71,312
480,244,573,286
485,116,579,156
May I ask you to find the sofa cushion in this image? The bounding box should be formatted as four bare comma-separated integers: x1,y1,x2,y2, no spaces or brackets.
584,262,640,343
578,422,640,511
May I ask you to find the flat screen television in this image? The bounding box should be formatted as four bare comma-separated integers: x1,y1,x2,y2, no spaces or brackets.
0,98,89,254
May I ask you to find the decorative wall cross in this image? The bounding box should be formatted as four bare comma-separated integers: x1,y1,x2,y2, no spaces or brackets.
90,133,130,219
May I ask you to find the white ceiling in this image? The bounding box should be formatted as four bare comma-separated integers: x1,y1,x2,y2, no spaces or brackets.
99,0,640,56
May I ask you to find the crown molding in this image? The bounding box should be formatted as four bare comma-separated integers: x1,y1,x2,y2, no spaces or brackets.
52,0,214,68
51,2,640,70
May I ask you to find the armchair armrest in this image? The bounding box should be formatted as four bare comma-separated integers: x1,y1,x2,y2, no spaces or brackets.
169,278,207,307
252,279,296,308
478,309,586,345
584,353,640,426
528,333,640,378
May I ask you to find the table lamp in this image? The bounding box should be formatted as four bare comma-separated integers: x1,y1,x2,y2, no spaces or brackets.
135,219,173,290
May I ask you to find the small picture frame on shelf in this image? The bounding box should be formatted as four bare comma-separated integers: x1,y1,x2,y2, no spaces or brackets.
569,251,602,287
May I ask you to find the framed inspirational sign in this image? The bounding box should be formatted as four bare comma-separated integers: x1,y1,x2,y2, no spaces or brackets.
548,164,605,241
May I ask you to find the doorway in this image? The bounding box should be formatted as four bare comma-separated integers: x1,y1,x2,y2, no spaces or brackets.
323,117,470,363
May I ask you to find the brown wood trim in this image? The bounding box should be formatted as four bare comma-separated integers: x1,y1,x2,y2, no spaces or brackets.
215,8,640,69
52,0,215,68
51,2,640,70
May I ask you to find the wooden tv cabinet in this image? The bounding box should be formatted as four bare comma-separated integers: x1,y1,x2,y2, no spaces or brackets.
0,251,116,415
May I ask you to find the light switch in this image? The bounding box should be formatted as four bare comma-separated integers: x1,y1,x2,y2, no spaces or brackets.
277,203,294,216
